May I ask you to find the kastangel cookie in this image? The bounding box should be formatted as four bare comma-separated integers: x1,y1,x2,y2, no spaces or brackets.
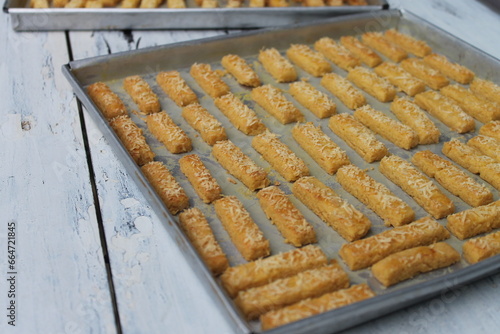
328,113,388,162
400,58,449,90
289,81,336,118
354,105,419,150
166,0,186,8
249,0,265,6
414,91,475,134
314,37,361,71
374,62,426,97
479,121,500,141
468,135,500,163
470,78,500,105
190,63,230,98
340,35,382,67
361,32,408,63
251,84,304,124
321,72,366,109
423,53,475,84
258,48,297,83
220,245,327,298
121,0,141,8
156,71,198,107
303,0,325,5
347,66,397,102
178,208,228,275
141,161,189,215
212,140,269,191
213,196,270,261
390,97,440,145
292,122,350,175
286,44,332,77
141,0,164,8
221,54,261,87
446,200,500,240
261,284,375,330
412,150,493,207
379,155,455,219
337,164,415,227
339,217,450,270
268,0,288,6
31,0,49,8
87,82,128,120
109,115,155,166
179,154,222,204
214,93,266,135
292,176,371,242
198,0,217,7
372,242,460,287
182,103,227,146
234,262,349,320
145,111,192,154
384,29,432,57
257,186,316,247
463,231,500,264
252,131,309,182
123,75,161,114
440,85,500,123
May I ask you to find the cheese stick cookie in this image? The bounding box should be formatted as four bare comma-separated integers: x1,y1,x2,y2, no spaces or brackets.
179,154,222,204
214,196,270,261
303,0,325,5
87,82,128,120
249,0,265,6
221,54,261,87
199,0,217,7
337,164,415,227
145,111,191,154
141,161,189,215
326,0,343,5
400,58,449,90
447,200,500,240
328,113,388,162
53,0,69,7
289,81,336,118
374,62,426,96
261,284,375,330
226,0,241,7
321,73,366,109
251,84,304,124
257,186,316,247
379,155,455,219
190,63,230,98
267,0,289,6
121,0,141,8
372,242,460,287
470,78,500,105
182,103,227,146
480,121,500,141
212,140,269,191
292,176,371,241
286,44,332,77
235,262,349,320
362,32,408,63
214,93,266,135
156,71,198,107
31,0,49,8
178,208,228,275
141,0,163,8
468,135,500,163
166,0,185,8
258,48,297,83
347,66,397,102
423,53,475,84
412,150,493,207
314,37,361,71
65,0,86,9
440,85,500,123
340,36,382,68
220,245,327,298
292,122,350,175
414,91,475,134
109,115,155,166
340,217,450,270
354,105,419,150
390,97,440,145
384,29,432,57
123,75,161,114
101,0,120,5
463,231,500,264
347,0,367,4
252,131,309,182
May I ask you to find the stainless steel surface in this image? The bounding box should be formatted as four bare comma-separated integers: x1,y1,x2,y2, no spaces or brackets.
63,9,500,334
4,0,388,31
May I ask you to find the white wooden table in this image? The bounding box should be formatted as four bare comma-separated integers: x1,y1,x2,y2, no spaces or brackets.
1,0,500,333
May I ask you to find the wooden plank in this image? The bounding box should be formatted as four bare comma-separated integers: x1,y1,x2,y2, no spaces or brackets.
0,17,116,334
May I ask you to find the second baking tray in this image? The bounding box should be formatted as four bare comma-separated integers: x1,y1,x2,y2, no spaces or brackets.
63,9,500,334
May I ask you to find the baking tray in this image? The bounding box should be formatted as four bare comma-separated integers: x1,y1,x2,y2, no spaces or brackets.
62,9,500,334
3,0,389,31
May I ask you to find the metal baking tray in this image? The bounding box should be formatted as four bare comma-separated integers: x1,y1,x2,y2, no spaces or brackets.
3,0,388,31
62,9,500,334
